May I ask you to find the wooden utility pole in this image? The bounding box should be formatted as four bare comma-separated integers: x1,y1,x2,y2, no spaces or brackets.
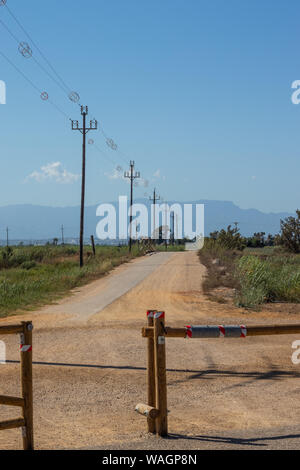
71,106,97,267
6,227,9,248
164,202,169,251
124,161,140,252
149,189,160,241
171,212,175,245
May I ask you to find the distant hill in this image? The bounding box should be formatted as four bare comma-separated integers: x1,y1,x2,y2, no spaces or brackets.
0,200,293,243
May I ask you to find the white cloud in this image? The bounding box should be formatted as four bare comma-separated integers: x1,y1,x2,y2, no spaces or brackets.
27,162,80,184
153,169,166,182
134,178,149,188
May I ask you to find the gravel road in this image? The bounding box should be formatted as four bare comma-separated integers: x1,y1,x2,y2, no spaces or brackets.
1,251,300,450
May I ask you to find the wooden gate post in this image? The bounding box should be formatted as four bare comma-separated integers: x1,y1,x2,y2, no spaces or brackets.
153,312,168,436
91,235,96,257
20,321,34,450
147,311,156,433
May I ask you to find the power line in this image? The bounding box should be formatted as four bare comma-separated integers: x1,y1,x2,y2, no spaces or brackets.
0,48,70,120
4,2,73,95
99,127,128,165
0,34,157,183
93,142,119,166
1,4,154,180
0,3,160,192
0,15,73,99
0,48,40,93
0,10,141,173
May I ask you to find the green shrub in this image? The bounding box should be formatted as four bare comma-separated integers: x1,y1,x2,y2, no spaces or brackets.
20,261,37,270
236,255,300,308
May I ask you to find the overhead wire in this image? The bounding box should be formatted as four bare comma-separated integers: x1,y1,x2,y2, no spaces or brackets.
4,2,73,95
0,15,73,100
0,48,70,120
0,3,140,172
0,1,160,196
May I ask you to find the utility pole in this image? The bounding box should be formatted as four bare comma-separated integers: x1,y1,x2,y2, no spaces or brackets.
124,161,140,252
171,212,175,245
6,227,9,248
61,225,65,246
149,188,160,241
164,202,168,251
71,106,97,267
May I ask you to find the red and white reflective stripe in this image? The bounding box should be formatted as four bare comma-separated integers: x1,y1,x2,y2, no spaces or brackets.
240,325,247,338
147,310,156,318
186,325,192,338
20,345,32,352
218,325,225,337
154,311,165,319
185,325,248,339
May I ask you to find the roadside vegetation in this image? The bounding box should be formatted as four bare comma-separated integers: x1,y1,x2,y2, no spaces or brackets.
199,210,300,309
0,244,142,317
155,243,185,252
0,240,186,318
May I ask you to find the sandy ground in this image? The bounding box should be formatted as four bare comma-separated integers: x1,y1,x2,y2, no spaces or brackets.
1,251,300,450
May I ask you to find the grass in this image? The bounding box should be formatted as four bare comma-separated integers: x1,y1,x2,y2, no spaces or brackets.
155,243,185,252
199,239,300,310
236,254,300,308
0,244,142,318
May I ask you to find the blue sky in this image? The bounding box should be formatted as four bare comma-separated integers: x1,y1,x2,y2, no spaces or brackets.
0,0,299,213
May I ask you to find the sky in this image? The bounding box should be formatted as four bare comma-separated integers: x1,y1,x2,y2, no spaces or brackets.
0,0,300,214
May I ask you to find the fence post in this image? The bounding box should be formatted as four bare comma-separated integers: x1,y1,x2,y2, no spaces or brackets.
20,321,34,450
153,312,168,436
91,235,96,256
147,311,156,433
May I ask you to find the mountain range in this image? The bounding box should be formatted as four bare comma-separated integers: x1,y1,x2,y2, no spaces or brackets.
0,200,293,242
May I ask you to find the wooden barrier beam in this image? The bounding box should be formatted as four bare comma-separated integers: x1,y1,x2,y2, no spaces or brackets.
142,324,300,339
0,418,25,431
142,327,186,338
0,395,24,407
247,325,300,336
135,403,160,419
0,324,24,335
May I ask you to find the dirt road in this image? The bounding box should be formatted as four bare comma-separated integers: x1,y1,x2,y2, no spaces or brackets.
1,251,300,450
